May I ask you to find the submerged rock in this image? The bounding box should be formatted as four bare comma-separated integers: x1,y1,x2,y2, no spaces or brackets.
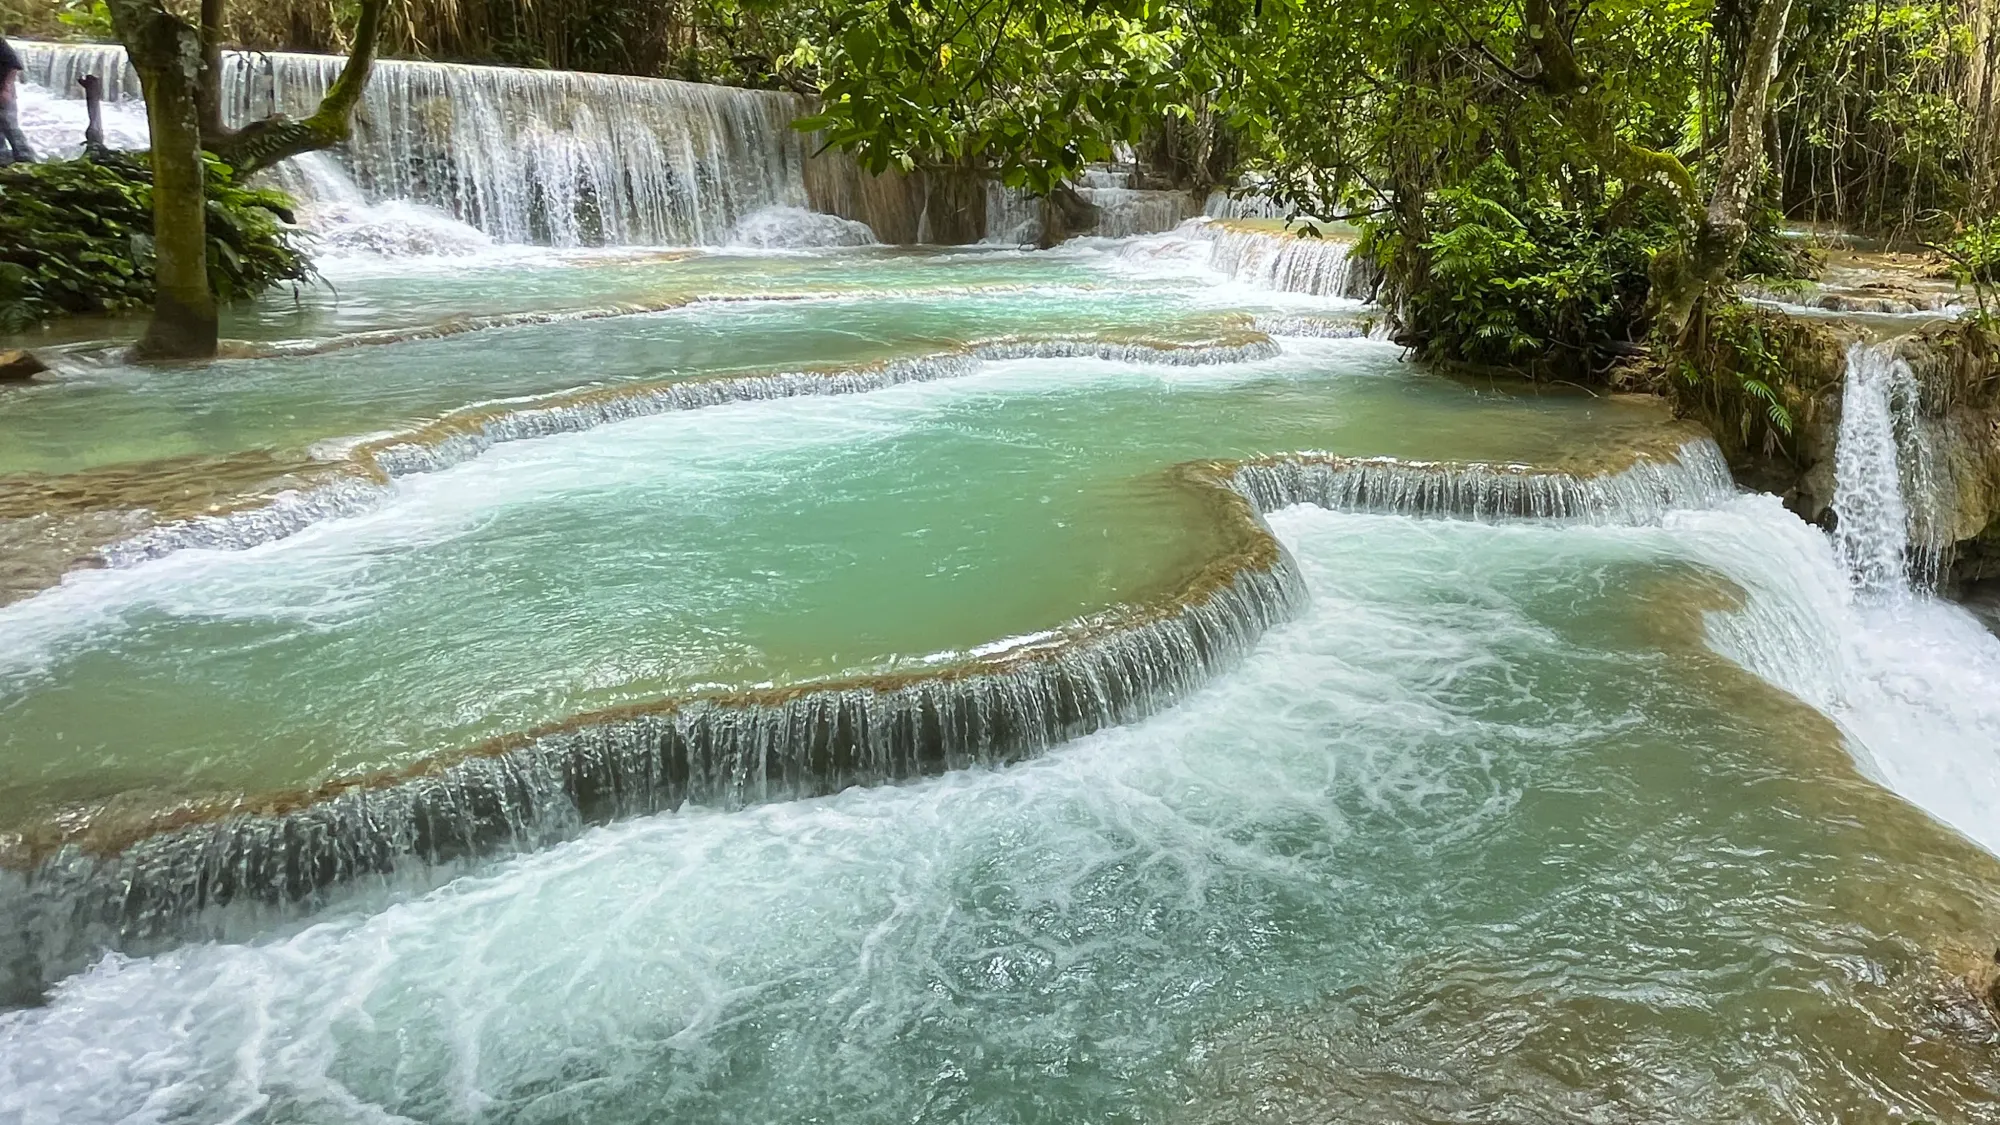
0,350,47,382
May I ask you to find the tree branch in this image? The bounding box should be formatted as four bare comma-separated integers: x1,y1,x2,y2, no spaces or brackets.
202,0,386,176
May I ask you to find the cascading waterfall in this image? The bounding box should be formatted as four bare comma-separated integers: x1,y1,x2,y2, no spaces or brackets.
1149,218,1380,300
1830,342,1952,595
1203,190,1293,220
981,170,1201,246
1228,439,1736,524
92,334,1283,570
3,508,1305,1001
1687,340,2000,867
17,41,821,247
1080,187,1201,239
984,183,1044,245
727,206,880,249
1071,167,1201,239
13,73,150,159
0,437,1736,999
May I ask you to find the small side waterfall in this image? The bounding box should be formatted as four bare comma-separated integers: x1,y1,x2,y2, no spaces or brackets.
981,170,1203,247
1228,439,1737,525
1071,167,1202,239
18,41,821,247
1704,340,2000,866
1830,342,1952,595
985,181,1043,245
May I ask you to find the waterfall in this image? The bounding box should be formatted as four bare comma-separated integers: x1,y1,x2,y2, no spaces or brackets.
1829,342,1951,596
3,512,1305,1002
14,69,151,159
1701,341,2000,866
1136,219,1379,300
985,182,1042,245
17,41,822,248
1227,439,1737,525
1203,190,1293,221
84,334,1282,571
0,436,1734,999
1078,186,1200,239
981,171,1200,246
1069,167,1200,239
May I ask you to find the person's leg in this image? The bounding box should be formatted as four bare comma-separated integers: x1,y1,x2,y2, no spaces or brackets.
0,72,35,164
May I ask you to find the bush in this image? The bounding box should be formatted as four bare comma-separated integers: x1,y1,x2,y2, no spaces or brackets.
1363,159,1681,380
0,150,313,332
1937,220,2000,324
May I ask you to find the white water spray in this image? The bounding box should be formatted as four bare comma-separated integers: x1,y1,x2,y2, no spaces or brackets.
1829,342,1950,595
18,41,828,248
1830,343,1917,594
1697,342,2000,858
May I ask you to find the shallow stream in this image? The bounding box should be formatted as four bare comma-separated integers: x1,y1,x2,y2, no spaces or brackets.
4,52,2000,1125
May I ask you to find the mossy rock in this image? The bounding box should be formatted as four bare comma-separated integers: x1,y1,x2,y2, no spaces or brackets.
1666,304,1858,506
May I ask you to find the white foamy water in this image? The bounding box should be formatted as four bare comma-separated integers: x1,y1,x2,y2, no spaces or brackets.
727,206,878,249
0,508,1707,1122
1681,493,2000,857
1827,342,1958,593
1829,344,1916,594
18,41,839,248
10,497,1998,1121
14,78,149,158
1685,342,2000,858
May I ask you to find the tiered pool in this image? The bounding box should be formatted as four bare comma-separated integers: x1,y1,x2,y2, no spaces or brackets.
3,226,2000,1124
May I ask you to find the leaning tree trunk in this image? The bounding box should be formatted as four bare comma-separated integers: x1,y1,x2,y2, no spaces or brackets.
1652,0,1795,338
107,0,218,361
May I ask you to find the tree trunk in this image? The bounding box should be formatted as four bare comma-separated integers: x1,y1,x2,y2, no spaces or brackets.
1653,0,1795,338
1037,182,1101,248
108,0,219,361
79,74,107,153
194,0,227,141
1974,0,1999,214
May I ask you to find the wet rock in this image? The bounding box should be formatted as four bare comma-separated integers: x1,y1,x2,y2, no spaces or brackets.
1037,183,1103,248
0,349,48,382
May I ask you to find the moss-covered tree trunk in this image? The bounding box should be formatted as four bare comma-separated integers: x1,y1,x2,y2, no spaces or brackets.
104,0,384,361
200,0,386,177
107,0,218,361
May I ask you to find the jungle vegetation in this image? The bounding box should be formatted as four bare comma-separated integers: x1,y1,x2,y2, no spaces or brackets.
5,0,1997,370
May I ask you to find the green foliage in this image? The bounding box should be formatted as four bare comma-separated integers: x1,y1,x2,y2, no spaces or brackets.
0,0,109,38
791,0,1201,193
1677,304,1802,457
48,0,1993,382
1940,218,2000,323
1371,159,1680,377
1946,222,2000,284
1738,202,1821,282
0,152,313,333
56,0,116,38
1777,0,1992,235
